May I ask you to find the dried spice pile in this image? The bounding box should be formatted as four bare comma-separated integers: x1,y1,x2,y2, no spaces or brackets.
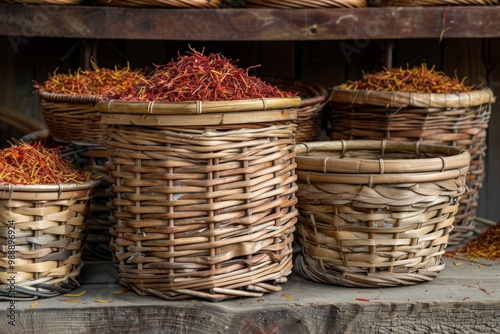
113,48,297,102
34,61,144,97
446,222,500,261
0,141,93,185
339,64,474,93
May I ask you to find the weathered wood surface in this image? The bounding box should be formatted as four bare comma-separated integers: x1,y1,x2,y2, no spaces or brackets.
1,5,500,41
0,258,498,334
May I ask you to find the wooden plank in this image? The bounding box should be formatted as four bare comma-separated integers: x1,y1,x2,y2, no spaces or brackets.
0,258,498,333
0,5,500,41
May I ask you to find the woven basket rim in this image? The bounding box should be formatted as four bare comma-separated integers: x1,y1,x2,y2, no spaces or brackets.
37,90,101,104
295,140,471,175
260,77,329,107
97,96,302,115
0,179,101,192
330,86,495,108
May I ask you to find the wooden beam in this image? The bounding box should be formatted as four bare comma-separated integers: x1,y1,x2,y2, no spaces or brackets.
0,259,499,333
0,5,500,41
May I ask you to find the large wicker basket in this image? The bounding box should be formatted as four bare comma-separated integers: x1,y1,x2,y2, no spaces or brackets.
262,77,329,143
0,180,100,300
328,87,495,245
97,97,301,301
37,91,104,145
294,140,470,287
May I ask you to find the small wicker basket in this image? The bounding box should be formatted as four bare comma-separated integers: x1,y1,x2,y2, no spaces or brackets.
0,180,100,300
262,77,329,143
98,97,301,301
18,131,111,261
294,140,470,287
38,91,104,145
329,87,495,245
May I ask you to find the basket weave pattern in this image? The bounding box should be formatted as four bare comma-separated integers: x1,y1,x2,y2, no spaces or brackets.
263,77,328,144
0,181,99,300
99,98,300,301
63,144,111,261
293,140,470,287
329,88,494,245
38,91,104,145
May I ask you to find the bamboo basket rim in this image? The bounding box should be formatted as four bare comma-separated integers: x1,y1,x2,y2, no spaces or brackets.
37,90,101,104
330,86,496,108
97,97,302,115
295,140,471,175
260,77,329,107
0,179,101,193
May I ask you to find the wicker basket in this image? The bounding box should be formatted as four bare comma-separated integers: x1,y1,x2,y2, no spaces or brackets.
65,143,111,261
262,77,329,143
294,140,470,287
97,97,301,301
19,131,113,261
369,0,498,5
244,0,366,7
94,0,223,7
0,180,100,300
328,87,495,245
38,91,104,145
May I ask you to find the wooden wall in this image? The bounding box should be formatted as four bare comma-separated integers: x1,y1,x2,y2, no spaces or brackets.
0,36,498,222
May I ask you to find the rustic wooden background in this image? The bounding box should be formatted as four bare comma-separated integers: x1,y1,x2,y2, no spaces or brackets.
0,37,498,222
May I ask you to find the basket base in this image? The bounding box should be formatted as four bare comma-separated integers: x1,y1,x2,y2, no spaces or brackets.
294,253,444,288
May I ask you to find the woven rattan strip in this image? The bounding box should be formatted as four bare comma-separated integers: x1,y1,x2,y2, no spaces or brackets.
245,0,367,8
293,140,470,288
329,87,495,245
369,0,498,6
0,180,100,300
262,77,329,143
95,0,222,7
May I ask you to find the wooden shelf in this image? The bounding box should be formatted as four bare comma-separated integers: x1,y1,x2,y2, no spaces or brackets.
1,258,499,333
0,5,499,41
